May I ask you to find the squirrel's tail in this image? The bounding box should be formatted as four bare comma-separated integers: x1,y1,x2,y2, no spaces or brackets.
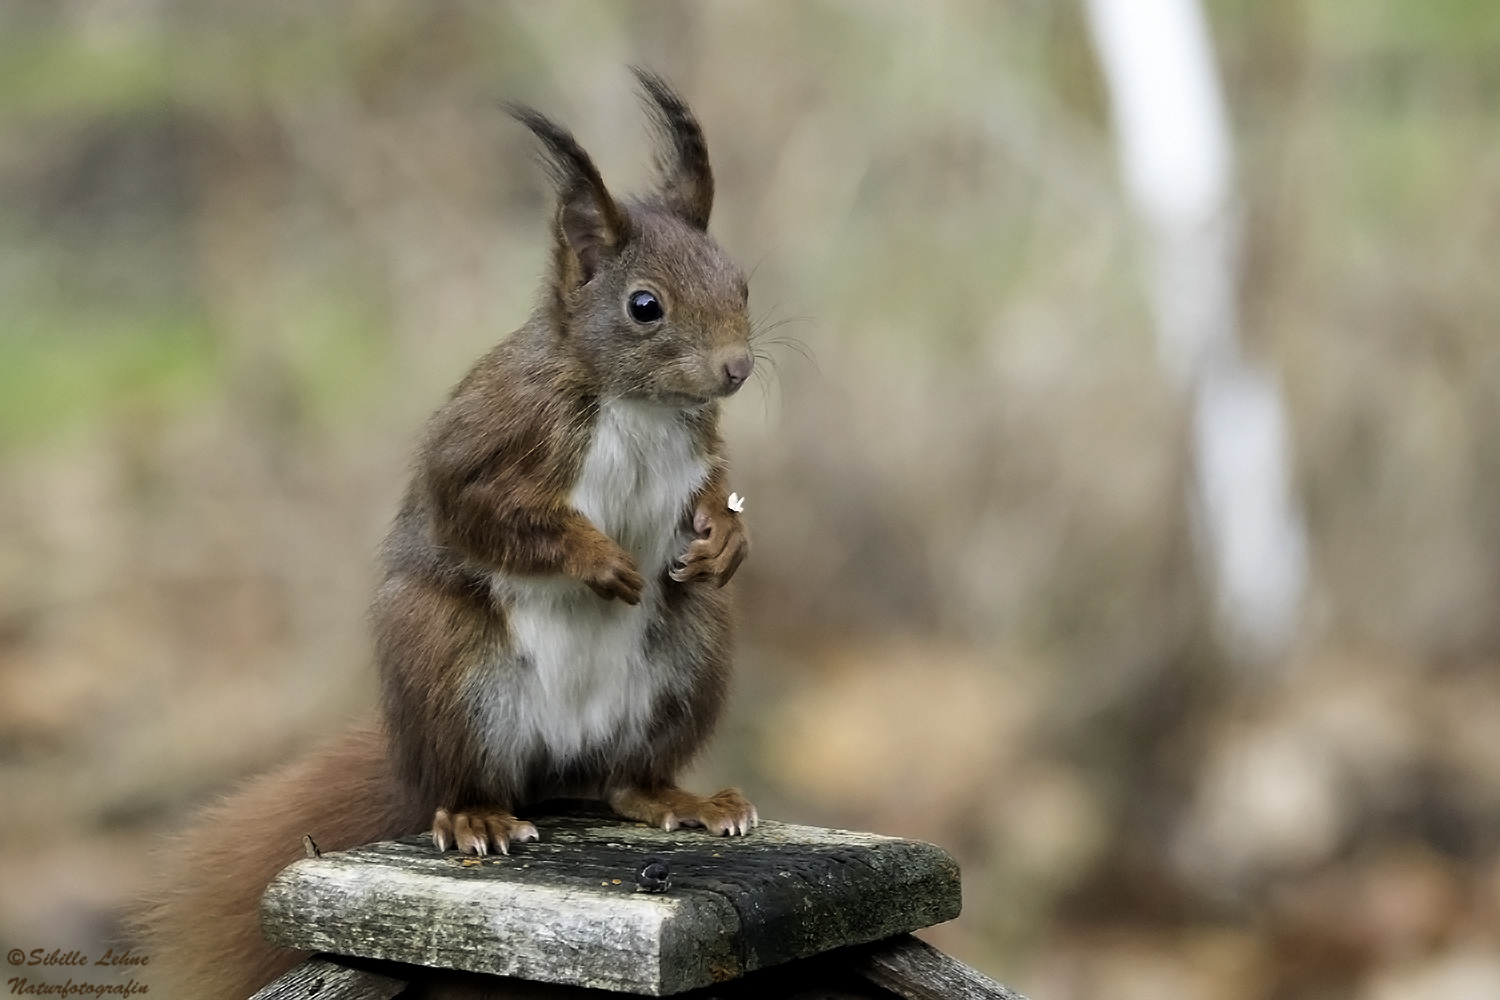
135,719,426,1000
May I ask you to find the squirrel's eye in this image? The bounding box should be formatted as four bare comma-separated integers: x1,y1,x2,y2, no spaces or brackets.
627,290,664,324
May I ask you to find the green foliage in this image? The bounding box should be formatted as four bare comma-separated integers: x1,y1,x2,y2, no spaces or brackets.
0,307,219,449
0,34,175,123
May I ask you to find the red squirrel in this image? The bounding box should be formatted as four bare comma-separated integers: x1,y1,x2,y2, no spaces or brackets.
140,71,756,999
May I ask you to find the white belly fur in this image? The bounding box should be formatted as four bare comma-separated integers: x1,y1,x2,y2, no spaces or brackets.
473,398,709,779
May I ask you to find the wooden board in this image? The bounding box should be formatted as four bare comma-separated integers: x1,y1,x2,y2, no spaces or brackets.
261,809,961,996
247,956,408,1000
250,937,1025,1000
857,935,1028,1000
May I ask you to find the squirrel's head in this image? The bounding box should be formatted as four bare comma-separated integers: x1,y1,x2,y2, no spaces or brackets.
509,70,752,408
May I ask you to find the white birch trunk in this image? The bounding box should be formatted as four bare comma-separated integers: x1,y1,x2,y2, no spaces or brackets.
1083,0,1309,664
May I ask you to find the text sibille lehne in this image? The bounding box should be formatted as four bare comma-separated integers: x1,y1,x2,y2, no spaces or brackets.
6,948,150,997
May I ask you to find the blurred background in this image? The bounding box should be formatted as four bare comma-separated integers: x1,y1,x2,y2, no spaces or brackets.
3,1,1500,998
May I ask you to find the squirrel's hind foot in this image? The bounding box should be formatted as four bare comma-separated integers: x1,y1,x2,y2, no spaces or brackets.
432,808,540,855
609,786,758,837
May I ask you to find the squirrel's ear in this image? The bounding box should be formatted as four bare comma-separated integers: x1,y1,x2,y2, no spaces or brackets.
633,69,713,231
507,104,631,285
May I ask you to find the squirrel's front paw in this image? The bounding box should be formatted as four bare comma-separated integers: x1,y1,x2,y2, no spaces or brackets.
581,549,644,604
432,808,540,855
670,506,748,587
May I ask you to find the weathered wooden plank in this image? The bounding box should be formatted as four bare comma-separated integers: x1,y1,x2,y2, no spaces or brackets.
854,935,1027,1000
261,808,961,996
248,938,1031,1000
248,956,408,1000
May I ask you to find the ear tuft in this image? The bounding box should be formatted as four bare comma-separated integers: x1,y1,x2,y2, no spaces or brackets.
631,68,714,230
506,102,630,284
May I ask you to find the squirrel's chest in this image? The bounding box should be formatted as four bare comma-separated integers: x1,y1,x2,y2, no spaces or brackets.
476,399,708,766
567,398,709,568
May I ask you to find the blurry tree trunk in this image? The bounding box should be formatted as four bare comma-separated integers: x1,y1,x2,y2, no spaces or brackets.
1082,0,1308,666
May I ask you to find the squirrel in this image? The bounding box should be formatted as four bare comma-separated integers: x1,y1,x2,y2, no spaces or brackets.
138,70,756,1000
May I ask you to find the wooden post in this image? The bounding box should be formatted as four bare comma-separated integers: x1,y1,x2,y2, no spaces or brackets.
258,805,1022,998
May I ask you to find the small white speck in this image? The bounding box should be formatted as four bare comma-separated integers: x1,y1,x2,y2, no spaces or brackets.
727,492,746,513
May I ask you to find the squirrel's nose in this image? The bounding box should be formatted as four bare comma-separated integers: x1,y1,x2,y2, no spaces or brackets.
723,352,753,392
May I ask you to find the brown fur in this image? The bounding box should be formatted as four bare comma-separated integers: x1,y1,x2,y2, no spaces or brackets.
138,71,755,999
138,722,426,999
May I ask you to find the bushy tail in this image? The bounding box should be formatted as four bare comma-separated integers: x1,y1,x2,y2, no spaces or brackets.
135,720,426,1000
